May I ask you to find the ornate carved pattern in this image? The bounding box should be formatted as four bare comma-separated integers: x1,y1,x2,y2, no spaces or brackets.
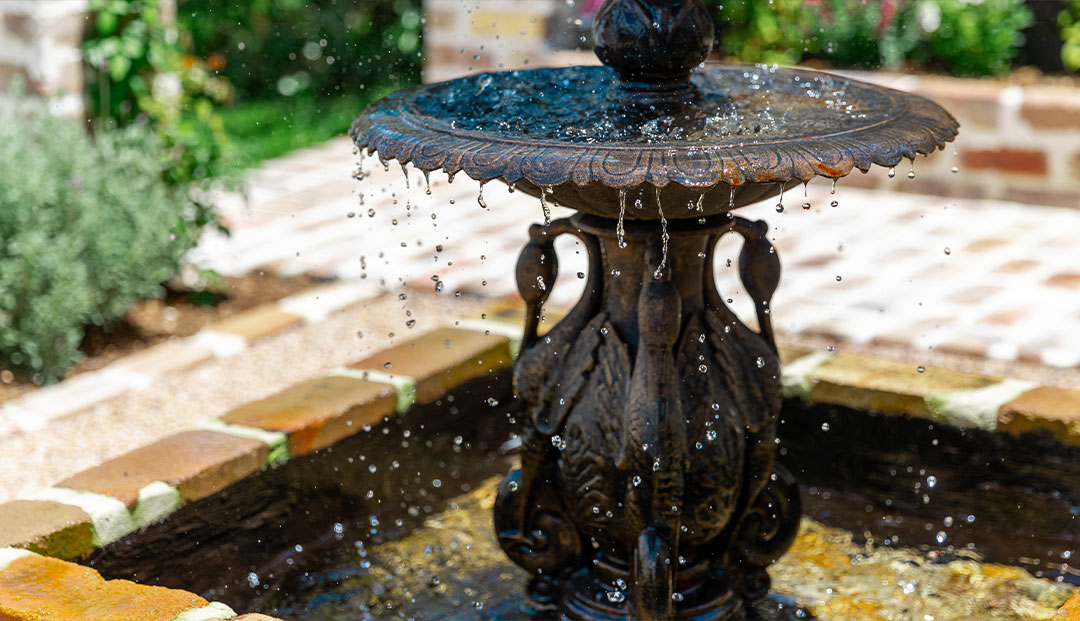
350,65,957,193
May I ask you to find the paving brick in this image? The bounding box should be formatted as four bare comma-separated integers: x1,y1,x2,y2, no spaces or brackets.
960,148,1048,176
207,304,303,342
222,376,396,455
0,500,93,560
59,431,267,508
807,354,998,418
999,386,1080,445
0,554,207,621
348,327,513,404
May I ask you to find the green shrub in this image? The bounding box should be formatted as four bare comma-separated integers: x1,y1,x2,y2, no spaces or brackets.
84,0,233,238
918,0,1033,76
1061,0,1080,71
177,0,422,101
708,0,1032,77
0,98,191,384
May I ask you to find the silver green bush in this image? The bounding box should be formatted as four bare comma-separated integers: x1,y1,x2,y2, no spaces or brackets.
0,99,192,384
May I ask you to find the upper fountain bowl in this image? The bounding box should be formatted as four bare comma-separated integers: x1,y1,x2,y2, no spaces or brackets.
351,63,957,219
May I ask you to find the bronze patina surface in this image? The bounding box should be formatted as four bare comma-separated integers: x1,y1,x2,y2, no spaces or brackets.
351,0,958,618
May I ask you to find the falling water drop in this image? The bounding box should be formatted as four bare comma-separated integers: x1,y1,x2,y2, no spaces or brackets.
756,356,765,368
617,189,628,249
802,180,808,197
831,178,837,194
540,186,553,225
695,192,705,212
654,189,669,280
400,162,411,209
830,200,839,208
422,170,431,195
775,183,785,213
952,142,959,173
634,195,644,210
728,186,735,211
606,591,626,604
802,202,811,210
888,167,896,178
478,181,487,208
381,158,390,172
507,182,516,193
907,159,916,179
447,172,456,184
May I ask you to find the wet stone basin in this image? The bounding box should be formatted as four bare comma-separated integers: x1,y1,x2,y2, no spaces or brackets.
259,475,1073,620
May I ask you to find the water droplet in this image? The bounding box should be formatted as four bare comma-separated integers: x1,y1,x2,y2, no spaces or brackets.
695,192,705,212
536,274,546,291
801,202,811,210
888,167,896,178
653,187,669,280
926,475,937,488
368,464,377,473
477,181,487,208
821,422,830,432
951,165,959,174
943,516,953,527
508,480,519,492
576,271,585,279
706,429,717,440
698,364,708,373
672,592,684,602
831,178,837,194
756,356,765,368
775,204,784,213
247,572,260,588
775,182,785,213
943,247,951,255
617,189,627,249
917,366,925,373
835,275,842,282
405,319,416,329
728,186,736,210
551,435,567,450
610,268,621,278
830,200,838,208
935,531,947,544
487,397,499,406
540,186,552,225
632,475,642,486
606,590,626,603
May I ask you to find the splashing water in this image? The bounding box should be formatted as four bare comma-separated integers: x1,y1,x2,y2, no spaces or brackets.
540,186,552,225
617,189,627,249
654,187,669,280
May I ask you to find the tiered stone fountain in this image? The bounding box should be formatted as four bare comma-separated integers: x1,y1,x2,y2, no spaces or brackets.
352,0,957,618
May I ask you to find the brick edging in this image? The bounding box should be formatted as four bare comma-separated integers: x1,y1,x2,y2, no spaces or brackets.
0,280,383,436
0,298,1075,617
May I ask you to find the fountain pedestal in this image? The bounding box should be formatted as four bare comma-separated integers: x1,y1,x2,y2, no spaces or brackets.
491,212,801,619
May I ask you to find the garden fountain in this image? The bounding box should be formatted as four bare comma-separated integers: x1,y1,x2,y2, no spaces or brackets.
350,0,958,618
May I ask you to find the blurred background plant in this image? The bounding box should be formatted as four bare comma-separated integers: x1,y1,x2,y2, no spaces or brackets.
177,0,422,167
0,90,193,384
707,0,1036,77
1061,0,1080,70
84,0,234,242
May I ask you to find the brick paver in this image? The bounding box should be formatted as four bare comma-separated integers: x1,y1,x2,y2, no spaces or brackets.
191,136,1080,372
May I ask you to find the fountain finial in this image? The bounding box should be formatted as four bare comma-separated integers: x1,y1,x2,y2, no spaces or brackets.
593,0,715,101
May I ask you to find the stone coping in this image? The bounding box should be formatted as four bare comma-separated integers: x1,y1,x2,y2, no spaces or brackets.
0,299,1076,616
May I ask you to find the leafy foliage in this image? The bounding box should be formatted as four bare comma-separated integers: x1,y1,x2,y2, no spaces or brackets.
0,99,191,384
177,0,423,101
83,0,233,238
708,0,1033,77
1060,0,1080,71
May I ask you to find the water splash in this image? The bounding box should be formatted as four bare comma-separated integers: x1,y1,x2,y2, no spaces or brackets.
653,187,669,280
540,186,552,225
617,189,627,249
478,181,487,208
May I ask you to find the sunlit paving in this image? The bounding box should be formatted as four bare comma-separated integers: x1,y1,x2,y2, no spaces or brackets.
0,1,1077,620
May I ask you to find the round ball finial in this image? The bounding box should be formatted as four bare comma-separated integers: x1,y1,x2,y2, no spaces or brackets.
593,0,715,93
